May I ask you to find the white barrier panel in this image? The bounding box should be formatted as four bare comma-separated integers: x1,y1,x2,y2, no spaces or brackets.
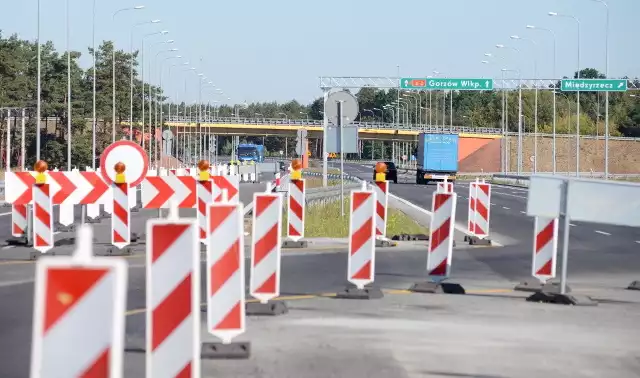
373,181,389,238
33,184,54,253
12,204,27,237
287,179,305,242
426,191,457,281
532,217,558,283
347,183,377,290
111,183,130,249
30,225,127,378
146,213,200,378
250,193,283,303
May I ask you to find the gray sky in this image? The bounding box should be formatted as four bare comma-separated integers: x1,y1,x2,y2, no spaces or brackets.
3,0,638,105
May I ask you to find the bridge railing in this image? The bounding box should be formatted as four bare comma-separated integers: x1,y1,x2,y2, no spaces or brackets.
164,116,503,134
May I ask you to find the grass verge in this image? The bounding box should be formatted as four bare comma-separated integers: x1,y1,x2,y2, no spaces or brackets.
282,198,428,238
303,177,341,189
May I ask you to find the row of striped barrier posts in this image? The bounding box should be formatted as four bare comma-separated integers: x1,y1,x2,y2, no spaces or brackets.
465,178,493,245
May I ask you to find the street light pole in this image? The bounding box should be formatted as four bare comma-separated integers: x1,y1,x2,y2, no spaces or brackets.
511,35,538,173
113,6,145,143
550,11,581,177
36,0,41,161
497,44,523,174
66,0,71,170
527,25,558,174
130,20,161,141
591,0,610,179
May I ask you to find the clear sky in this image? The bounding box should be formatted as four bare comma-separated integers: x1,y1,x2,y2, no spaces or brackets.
2,0,638,105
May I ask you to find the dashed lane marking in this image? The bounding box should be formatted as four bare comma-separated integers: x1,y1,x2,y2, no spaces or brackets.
636,241,640,244
520,211,526,214
569,223,577,227
594,230,611,236
502,206,510,210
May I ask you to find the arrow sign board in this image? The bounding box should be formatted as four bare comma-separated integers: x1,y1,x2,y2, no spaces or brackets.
402,77,494,91
400,78,427,89
561,79,628,92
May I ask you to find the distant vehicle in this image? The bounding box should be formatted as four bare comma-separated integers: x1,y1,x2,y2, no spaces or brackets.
237,143,266,163
278,161,286,172
415,133,458,184
373,161,397,184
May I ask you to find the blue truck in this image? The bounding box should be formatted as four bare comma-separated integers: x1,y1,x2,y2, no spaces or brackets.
237,143,266,163
415,133,459,184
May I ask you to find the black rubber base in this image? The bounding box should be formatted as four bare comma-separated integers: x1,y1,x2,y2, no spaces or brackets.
55,223,75,233
627,281,640,291
335,286,384,300
29,251,56,260
86,217,102,224
409,281,466,294
375,239,395,248
6,236,30,246
245,301,288,316
100,247,133,257
391,234,429,241
131,206,140,213
526,292,597,306
514,280,571,294
467,236,492,246
201,342,251,359
281,240,308,249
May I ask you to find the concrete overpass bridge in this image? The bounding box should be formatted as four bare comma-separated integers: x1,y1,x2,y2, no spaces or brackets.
161,116,502,142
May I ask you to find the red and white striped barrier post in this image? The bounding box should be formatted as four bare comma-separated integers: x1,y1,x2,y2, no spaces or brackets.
32,161,54,254
410,179,463,294
30,224,127,377
197,160,213,245
12,204,27,237
515,216,560,292
247,192,288,315
437,181,454,193
337,181,383,300
466,178,492,245
204,189,250,358
111,163,131,251
373,162,389,239
146,202,201,377
287,178,305,242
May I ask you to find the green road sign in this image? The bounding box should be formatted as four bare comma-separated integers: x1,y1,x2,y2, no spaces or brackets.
400,78,427,89
401,78,493,91
561,79,628,92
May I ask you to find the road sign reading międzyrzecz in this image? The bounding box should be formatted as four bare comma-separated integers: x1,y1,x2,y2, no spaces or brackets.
401,78,493,91
561,79,628,92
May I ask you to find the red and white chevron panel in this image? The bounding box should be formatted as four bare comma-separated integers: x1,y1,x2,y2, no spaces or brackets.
436,181,454,193
373,181,389,237
33,184,54,253
467,182,476,234
5,171,36,204
146,219,200,378
7,171,110,206
469,181,491,238
30,249,127,377
12,204,27,237
197,180,213,245
142,176,197,209
287,179,305,242
426,192,458,280
211,175,240,204
532,217,558,282
250,193,283,302
111,183,130,249
207,200,245,344
348,189,377,289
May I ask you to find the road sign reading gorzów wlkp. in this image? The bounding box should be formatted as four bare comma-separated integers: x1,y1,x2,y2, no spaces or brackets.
561,79,628,92
402,78,493,91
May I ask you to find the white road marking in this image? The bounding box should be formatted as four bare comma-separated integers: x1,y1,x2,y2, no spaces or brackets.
520,211,526,214
635,241,640,244
594,230,611,236
569,223,577,227
502,206,510,210
1,246,14,250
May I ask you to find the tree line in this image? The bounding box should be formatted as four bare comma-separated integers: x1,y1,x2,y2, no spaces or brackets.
1,32,639,169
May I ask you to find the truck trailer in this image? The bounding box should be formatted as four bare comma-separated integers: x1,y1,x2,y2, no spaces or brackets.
415,133,459,185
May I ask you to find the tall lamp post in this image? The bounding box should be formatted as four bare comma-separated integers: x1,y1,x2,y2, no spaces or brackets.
589,0,610,179
112,5,145,143
511,35,539,173
496,44,523,174
140,33,170,148
527,24,558,174
549,11,581,177
129,19,161,140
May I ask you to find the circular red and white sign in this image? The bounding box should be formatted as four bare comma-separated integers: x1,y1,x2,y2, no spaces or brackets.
100,140,149,187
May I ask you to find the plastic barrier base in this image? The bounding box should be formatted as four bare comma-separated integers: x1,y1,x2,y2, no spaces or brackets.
515,280,571,294
55,223,75,233
6,236,30,247
391,233,429,241
246,301,288,316
627,281,640,291
409,281,466,295
526,292,597,306
201,342,251,359
29,251,56,260
466,236,492,246
282,240,308,249
86,217,102,224
335,286,384,300
103,247,133,257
